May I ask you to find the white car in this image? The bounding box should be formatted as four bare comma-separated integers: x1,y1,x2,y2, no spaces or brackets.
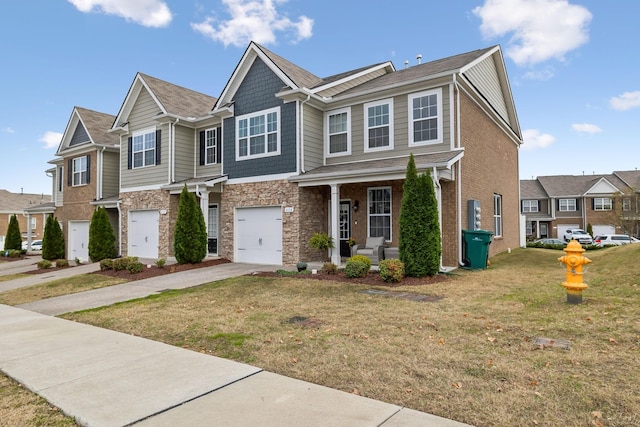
593,234,635,246
21,240,43,251
563,229,593,245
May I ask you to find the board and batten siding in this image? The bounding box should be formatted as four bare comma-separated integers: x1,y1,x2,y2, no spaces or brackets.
302,104,323,171
102,151,120,198
462,56,509,123
173,125,195,182
326,83,451,165
120,89,169,189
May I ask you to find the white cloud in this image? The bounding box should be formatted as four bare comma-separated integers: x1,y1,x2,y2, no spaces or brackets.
39,132,63,149
610,91,640,111
191,0,314,47
522,129,555,151
68,0,172,28
472,0,592,66
1,127,15,134
572,123,602,134
522,66,555,81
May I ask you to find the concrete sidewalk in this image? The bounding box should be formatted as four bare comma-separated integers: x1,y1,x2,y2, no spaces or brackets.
0,305,471,426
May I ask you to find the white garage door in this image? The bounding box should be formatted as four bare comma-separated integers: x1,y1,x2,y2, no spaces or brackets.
592,225,615,236
69,221,90,262
235,206,282,265
556,224,579,240
129,210,159,259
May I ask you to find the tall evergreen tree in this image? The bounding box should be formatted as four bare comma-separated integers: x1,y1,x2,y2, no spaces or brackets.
5,214,22,251
42,216,65,260
399,154,441,277
88,207,116,262
174,185,207,264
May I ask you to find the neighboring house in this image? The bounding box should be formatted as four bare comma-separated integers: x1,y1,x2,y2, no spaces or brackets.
48,107,120,260
0,189,52,249
521,170,640,240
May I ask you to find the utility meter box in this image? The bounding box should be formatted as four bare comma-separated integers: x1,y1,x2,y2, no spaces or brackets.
467,199,481,231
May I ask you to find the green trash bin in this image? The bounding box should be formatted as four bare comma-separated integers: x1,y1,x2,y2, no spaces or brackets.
462,229,493,269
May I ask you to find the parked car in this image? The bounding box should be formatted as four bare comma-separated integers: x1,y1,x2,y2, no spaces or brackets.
593,234,635,246
21,240,43,251
563,229,593,245
533,238,565,245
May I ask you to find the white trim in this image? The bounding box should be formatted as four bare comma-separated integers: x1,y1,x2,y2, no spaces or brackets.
408,88,443,146
119,184,163,193
324,107,351,158
235,106,281,161
131,126,157,169
72,155,88,187
204,127,218,165
363,98,394,153
227,172,295,185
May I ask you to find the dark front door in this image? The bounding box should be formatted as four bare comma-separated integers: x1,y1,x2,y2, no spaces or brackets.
339,201,351,257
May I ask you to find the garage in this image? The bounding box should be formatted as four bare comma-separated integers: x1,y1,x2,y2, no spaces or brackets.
235,206,282,265
556,224,579,240
592,225,615,236
128,210,159,259
68,221,89,261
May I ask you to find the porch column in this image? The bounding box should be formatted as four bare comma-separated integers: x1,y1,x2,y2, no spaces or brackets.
330,183,341,265
26,213,32,247
197,187,210,237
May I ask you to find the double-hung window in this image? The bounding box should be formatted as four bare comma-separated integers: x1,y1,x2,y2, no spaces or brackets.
236,107,280,160
522,200,538,213
364,99,393,152
205,128,217,165
72,156,88,186
593,197,612,211
559,198,576,212
494,193,503,237
623,198,631,211
132,128,156,168
325,108,350,156
409,88,442,145
368,187,392,241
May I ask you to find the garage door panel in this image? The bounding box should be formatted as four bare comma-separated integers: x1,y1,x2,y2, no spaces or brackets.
236,207,282,265
129,210,159,259
592,225,615,236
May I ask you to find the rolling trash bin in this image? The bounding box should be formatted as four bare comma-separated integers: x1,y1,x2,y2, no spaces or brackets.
462,229,493,269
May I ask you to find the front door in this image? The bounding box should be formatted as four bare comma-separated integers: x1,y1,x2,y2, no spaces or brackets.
339,201,351,257
208,204,218,255
540,223,548,238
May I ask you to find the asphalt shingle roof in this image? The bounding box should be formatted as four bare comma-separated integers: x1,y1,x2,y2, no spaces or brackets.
139,73,217,118
75,107,119,147
0,190,52,213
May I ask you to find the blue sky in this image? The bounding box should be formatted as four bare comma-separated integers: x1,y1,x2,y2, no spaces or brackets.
1,0,639,195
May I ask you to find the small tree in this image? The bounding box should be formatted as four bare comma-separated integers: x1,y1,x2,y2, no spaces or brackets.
586,223,593,237
174,185,207,264
42,216,65,261
88,207,117,262
5,214,22,251
399,154,441,277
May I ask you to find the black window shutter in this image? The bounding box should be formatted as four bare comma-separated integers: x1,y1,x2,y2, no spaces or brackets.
199,131,205,165
216,127,222,164
58,167,63,191
155,129,161,165
67,159,72,186
591,198,594,210
127,137,133,169
86,154,91,184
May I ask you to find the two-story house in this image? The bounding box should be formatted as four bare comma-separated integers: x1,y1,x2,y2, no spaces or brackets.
521,170,640,240
48,107,121,260
0,189,52,249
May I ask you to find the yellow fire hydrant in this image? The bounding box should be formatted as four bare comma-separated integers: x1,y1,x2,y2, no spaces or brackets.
558,240,592,304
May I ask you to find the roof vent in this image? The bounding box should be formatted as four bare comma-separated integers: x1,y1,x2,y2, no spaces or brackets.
404,60,409,69
416,54,422,65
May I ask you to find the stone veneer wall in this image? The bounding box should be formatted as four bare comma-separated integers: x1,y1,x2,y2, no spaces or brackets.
119,189,172,259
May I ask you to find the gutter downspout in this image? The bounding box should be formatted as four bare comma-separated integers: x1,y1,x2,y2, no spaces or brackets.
453,74,465,266
299,93,311,174
117,200,122,257
171,119,180,183
97,146,106,200
432,167,444,271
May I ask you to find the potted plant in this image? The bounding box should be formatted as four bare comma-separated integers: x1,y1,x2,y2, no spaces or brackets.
296,262,308,272
308,232,334,251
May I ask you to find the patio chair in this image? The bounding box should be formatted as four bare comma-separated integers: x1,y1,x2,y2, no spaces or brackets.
352,236,386,265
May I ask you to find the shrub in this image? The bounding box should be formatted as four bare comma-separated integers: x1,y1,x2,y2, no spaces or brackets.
37,259,52,269
156,258,166,268
308,232,334,251
112,256,138,271
100,259,114,271
379,258,405,283
321,262,338,274
126,261,144,274
55,259,69,268
296,262,307,271
6,249,22,258
5,215,22,251
43,216,65,261
88,207,117,262
345,255,371,278
174,185,207,264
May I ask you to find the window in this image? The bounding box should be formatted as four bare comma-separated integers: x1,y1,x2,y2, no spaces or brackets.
72,156,88,186
236,107,280,160
623,198,631,211
494,193,502,237
594,197,612,211
325,108,350,156
368,187,392,241
409,88,442,145
522,200,539,213
30,217,36,230
132,128,156,168
205,128,217,165
364,99,393,151
559,198,576,212
526,221,533,236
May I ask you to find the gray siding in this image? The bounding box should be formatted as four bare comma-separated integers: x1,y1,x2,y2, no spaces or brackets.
69,123,89,146
174,125,195,182
121,89,168,189
302,104,323,171
463,56,509,122
102,151,119,198
223,58,297,179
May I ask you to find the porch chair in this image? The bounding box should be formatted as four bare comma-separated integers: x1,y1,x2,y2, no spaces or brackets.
352,236,386,265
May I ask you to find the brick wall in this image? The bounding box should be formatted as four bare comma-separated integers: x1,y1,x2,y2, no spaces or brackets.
120,189,172,259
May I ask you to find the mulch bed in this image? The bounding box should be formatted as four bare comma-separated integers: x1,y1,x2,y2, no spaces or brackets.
251,270,449,287
94,258,231,281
